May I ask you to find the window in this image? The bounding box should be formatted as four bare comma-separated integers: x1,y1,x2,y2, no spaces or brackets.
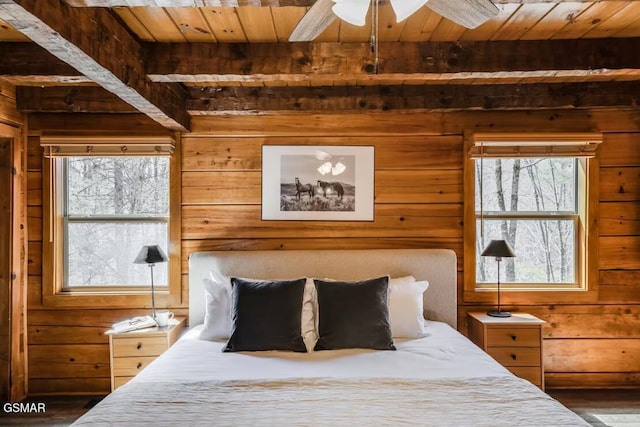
63,157,169,288
464,133,601,301
42,135,180,307
475,157,578,287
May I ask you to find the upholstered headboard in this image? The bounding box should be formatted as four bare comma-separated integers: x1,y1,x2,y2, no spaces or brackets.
188,249,458,329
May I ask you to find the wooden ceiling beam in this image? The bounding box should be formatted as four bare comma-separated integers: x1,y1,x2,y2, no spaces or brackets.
16,86,137,113
6,37,640,88
0,0,190,131
187,81,640,114
19,82,638,114
0,42,91,85
63,0,640,6
146,39,640,86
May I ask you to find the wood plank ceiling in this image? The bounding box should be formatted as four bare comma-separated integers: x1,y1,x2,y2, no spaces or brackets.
1,0,640,129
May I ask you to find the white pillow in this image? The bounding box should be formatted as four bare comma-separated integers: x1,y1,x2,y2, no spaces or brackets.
389,275,416,287
198,277,232,341
198,272,317,352
388,276,429,338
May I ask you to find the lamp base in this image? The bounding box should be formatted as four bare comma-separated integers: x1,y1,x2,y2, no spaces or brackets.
487,310,511,318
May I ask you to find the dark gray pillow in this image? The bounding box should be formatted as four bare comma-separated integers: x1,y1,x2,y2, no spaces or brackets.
314,276,396,351
224,277,307,352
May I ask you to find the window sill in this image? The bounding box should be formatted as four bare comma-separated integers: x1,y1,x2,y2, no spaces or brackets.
43,289,180,309
463,288,599,305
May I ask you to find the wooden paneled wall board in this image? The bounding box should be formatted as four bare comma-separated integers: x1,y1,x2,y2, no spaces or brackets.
189,109,640,137
600,269,640,286
600,133,640,167
26,206,42,242
599,236,640,269
28,326,108,345
189,113,447,136
181,135,463,171
534,308,640,339
27,242,41,277
181,204,463,240
29,344,109,379
26,171,42,206
599,201,640,236
598,285,640,303
26,135,42,170
375,170,463,204
600,167,640,202
0,81,23,127
182,171,261,205
28,113,167,133
27,276,41,309
545,373,640,389
181,238,465,273
29,378,111,395
28,308,188,329
545,339,640,373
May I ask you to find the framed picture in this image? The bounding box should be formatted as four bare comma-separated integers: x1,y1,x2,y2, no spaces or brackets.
262,145,374,221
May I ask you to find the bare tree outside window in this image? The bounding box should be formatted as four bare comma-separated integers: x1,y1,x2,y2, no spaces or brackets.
475,157,577,285
64,157,169,287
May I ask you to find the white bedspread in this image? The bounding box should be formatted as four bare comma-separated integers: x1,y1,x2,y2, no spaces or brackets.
73,321,589,426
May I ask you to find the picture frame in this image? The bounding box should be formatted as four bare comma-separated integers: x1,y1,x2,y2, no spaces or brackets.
261,145,375,221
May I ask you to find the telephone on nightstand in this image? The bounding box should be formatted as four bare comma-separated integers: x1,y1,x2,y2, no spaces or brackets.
111,316,157,334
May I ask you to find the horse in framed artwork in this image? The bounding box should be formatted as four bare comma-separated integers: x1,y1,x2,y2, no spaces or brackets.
317,180,345,200
295,177,315,200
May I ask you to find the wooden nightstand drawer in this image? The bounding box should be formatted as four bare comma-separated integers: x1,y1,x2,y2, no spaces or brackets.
112,356,158,377
112,336,168,358
107,317,186,391
486,327,540,348
487,346,541,367
467,312,546,390
507,367,542,386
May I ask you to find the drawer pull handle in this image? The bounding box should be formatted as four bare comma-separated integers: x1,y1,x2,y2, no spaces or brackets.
511,354,517,361
136,343,142,350
136,362,143,370
510,335,518,341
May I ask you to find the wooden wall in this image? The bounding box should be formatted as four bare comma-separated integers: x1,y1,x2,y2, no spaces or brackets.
25,108,640,395
0,81,27,401
25,114,188,395
0,135,11,401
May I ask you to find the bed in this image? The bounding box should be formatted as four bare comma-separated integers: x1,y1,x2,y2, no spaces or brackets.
72,249,589,426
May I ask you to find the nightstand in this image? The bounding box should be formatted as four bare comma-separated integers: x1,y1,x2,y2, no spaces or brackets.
467,312,546,390
106,317,186,391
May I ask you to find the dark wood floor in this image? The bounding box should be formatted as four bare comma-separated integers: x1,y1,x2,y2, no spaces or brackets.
1,389,639,426
0,395,103,426
548,389,640,427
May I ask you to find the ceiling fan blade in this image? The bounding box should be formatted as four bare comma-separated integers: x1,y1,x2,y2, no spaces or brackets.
426,0,499,29
289,0,337,42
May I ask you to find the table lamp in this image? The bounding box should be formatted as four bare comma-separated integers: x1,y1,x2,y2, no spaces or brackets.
133,245,169,322
481,239,516,318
